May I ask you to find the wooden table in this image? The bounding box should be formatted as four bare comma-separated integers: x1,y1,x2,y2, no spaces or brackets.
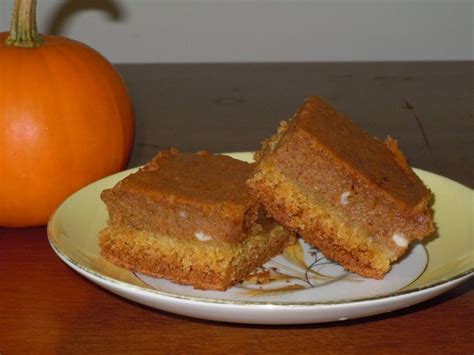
1,62,472,353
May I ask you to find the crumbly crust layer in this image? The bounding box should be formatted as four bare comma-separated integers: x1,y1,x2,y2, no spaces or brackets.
249,161,391,278
99,223,296,290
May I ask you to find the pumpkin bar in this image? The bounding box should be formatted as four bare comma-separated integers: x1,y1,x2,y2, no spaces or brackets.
99,148,295,290
247,96,434,279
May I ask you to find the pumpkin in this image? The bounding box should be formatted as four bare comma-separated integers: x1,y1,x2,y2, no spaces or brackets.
0,0,134,227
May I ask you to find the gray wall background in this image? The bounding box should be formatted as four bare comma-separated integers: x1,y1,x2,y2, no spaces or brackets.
1,0,472,63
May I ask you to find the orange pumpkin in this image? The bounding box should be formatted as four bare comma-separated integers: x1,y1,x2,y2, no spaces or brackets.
0,0,134,227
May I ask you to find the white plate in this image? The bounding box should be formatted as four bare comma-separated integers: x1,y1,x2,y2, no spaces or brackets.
47,152,473,324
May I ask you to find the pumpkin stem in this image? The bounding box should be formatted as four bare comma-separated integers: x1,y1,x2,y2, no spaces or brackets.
5,0,44,47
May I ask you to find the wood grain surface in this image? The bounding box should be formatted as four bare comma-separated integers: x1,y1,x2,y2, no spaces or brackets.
1,62,472,354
